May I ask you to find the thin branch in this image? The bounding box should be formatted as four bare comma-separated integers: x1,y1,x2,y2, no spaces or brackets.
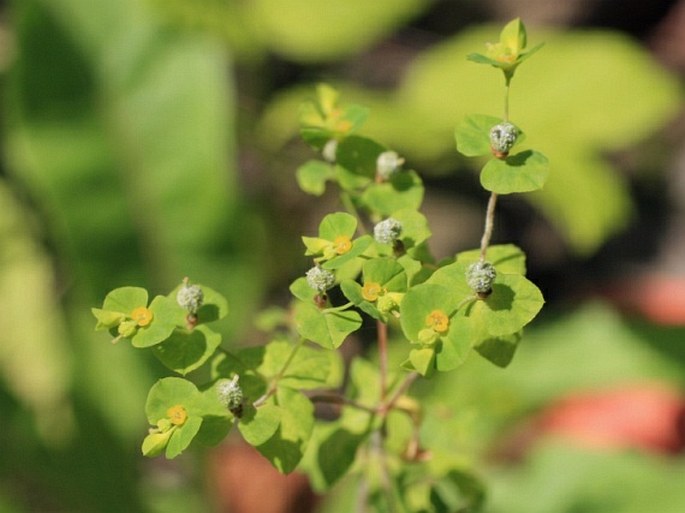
383,372,419,414
309,393,377,414
253,337,305,407
479,192,498,261
377,320,389,400
503,81,511,121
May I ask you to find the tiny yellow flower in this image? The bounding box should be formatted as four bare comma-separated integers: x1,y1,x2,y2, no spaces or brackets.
131,306,154,327
333,235,352,255
166,405,188,426
425,310,449,334
362,282,384,302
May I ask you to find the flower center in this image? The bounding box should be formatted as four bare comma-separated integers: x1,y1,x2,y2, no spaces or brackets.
167,405,188,426
425,310,449,333
333,235,352,255
131,306,153,327
362,282,384,302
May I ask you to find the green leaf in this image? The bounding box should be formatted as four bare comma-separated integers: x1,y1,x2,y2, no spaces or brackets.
425,261,473,299
194,415,233,447
257,388,314,473
317,427,366,487
289,276,318,302
474,331,522,368
102,286,148,315
166,416,203,458
294,301,362,349
399,283,460,344
145,377,203,424
455,114,507,157
302,236,332,256
319,211,358,240
296,159,335,196
466,52,500,66
322,235,374,270
480,150,549,194
400,467,486,513
142,430,173,457
456,244,527,275
360,170,424,216
211,349,269,404
193,386,233,446
400,282,475,373
335,135,385,186
435,314,473,372
391,208,432,249
407,347,436,377
363,257,407,291
467,274,544,338
340,280,381,319
152,325,222,375
168,283,229,324
238,400,281,447
131,295,181,348
424,261,542,351
259,340,344,389
143,378,208,458
500,18,526,53
91,308,125,330
398,254,426,284
341,257,407,320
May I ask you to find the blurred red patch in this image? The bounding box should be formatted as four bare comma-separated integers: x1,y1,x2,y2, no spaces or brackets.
209,441,318,513
602,273,685,326
538,383,685,454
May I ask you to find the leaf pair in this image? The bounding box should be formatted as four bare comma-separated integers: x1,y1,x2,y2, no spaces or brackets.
456,114,549,194
400,245,544,374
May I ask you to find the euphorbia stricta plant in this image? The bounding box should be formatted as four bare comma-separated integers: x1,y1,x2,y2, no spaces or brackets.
93,18,548,511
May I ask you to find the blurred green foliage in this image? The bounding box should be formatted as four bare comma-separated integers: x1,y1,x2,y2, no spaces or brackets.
0,0,683,512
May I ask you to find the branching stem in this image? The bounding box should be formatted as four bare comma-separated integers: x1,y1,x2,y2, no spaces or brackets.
253,337,305,407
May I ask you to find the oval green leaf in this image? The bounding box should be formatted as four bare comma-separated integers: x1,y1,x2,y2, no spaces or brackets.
480,150,549,194
296,159,335,196
152,325,222,375
294,301,362,349
455,114,504,157
238,401,281,447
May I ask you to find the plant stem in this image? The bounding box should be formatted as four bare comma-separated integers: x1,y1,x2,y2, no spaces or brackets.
503,80,511,121
322,301,354,314
309,393,377,414
253,337,305,407
479,192,498,261
383,372,419,414
377,320,388,400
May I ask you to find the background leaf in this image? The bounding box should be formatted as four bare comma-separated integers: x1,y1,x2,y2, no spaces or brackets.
246,0,427,62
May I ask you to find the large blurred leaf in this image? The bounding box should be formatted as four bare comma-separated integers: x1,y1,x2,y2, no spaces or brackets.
246,0,427,62
0,181,73,444
260,27,682,253
487,443,685,513
6,0,265,435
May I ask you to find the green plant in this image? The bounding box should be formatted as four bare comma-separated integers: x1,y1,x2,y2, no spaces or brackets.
92,18,547,512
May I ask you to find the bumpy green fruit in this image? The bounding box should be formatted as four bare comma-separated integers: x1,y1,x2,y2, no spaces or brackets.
466,261,497,298
489,122,518,157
